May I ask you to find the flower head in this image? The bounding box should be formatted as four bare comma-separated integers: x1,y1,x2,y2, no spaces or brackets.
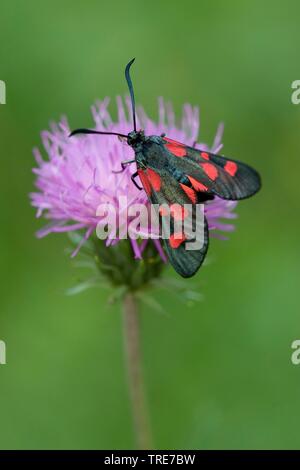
30,97,237,264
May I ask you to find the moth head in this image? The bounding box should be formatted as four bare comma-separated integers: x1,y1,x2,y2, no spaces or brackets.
127,130,145,148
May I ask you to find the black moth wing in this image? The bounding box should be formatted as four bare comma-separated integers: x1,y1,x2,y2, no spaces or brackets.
163,138,261,200
137,166,209,278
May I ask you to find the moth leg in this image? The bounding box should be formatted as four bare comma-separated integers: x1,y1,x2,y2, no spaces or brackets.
131,171,143,190
112,159,135,174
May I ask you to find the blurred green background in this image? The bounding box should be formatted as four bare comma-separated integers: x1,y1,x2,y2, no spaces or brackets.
1,0,300,450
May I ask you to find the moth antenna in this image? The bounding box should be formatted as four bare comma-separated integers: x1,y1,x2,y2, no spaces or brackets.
125,58,137,132
69,128,128,139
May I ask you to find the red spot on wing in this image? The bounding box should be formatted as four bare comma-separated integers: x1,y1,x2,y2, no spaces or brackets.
224,160,238,177
165,143,186,157
138,169,151,196
146,168,161,191
164,137,186,157
200,152,209,160
159,205,169,216
170,204,189,220
180,183,197,203
169,232,186,249
201,162,218,181
187,175,208,192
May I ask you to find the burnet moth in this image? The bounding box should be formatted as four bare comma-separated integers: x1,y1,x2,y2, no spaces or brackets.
70,59,261,278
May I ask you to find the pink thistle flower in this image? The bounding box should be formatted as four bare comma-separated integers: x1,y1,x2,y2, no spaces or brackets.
30,97,237,261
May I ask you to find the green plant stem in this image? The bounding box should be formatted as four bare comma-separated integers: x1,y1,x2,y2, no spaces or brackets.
122,292,152,449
